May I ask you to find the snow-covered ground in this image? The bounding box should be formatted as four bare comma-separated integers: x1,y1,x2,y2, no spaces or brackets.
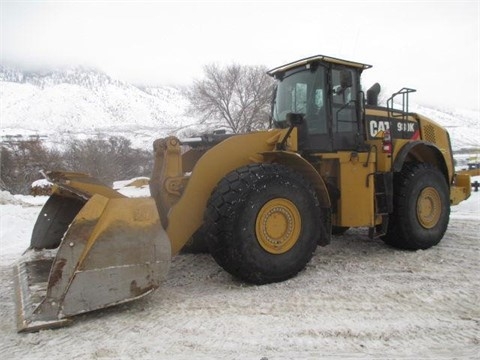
0,181,479,359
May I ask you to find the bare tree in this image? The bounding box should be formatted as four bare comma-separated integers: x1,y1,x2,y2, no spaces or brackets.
63,136,152,186
0,136,153,195
1,139,63,194
186,63,274,133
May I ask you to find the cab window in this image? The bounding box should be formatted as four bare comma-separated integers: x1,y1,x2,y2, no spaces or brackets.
273,68,327,135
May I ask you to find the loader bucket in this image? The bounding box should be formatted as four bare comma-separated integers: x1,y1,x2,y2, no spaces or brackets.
14,172,171,332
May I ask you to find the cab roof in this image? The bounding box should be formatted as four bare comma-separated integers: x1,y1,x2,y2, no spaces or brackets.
267,55,372,77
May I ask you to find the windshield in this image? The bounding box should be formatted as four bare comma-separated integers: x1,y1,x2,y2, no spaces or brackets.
273,68,325,123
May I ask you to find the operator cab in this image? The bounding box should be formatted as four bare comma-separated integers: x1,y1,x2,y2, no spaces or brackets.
268,55,372,152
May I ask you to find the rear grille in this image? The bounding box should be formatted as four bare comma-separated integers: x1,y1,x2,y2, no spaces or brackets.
423,124,436,143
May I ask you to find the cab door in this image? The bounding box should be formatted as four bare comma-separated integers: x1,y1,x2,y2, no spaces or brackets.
329,67,362,151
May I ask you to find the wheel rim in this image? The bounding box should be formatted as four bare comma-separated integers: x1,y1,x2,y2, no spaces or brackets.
416,187,442,229
255,198,301,254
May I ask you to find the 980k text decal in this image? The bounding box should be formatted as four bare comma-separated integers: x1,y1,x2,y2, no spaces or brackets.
367,117,419,140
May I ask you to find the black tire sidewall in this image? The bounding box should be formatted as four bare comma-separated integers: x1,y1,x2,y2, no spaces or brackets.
232,179,318,279
208,164,321,284
389,163,450,249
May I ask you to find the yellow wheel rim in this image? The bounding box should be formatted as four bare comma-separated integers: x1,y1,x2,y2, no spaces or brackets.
255,198,301,254
416,187,441,229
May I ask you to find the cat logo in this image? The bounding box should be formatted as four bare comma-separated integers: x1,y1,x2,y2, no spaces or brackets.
367,118,419,140
369,120,390,138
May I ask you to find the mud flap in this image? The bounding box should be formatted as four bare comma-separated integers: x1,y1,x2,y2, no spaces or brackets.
14,173,171,332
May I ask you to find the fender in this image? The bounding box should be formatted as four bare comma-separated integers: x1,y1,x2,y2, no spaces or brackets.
261,150,332,246
393,141,450,183
260,151,331,208
165,130,286,254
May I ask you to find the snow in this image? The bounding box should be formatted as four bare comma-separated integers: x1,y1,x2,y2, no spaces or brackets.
0,68,203,149
0,183,479,359
30,179,51,189
410,104,480,151
113,177,151,198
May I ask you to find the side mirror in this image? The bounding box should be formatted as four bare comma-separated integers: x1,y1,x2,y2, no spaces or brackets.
278,113,304,151
286,112,304,126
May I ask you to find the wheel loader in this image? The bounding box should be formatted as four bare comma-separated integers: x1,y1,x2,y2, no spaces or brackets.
13,55,472,332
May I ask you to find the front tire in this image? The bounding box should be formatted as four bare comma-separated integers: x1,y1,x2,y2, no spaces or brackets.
204,163,322,284
383,162,450,250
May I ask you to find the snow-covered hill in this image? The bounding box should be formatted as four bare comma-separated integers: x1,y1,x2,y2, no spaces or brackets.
0,66,203,149
411,104,479,152
1,66,479,152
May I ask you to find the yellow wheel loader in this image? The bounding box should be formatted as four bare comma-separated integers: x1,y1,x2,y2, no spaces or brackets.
14,55,472,332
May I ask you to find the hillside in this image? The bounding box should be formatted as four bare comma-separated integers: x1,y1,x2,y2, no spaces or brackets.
0,66,202,149
411,104,479,152
1,66,479,154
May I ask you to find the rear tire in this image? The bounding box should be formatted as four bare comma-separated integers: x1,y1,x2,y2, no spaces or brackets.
383,162,450,250
205,163,321,284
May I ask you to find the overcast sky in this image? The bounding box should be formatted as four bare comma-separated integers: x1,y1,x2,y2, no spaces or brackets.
1,0,479,110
